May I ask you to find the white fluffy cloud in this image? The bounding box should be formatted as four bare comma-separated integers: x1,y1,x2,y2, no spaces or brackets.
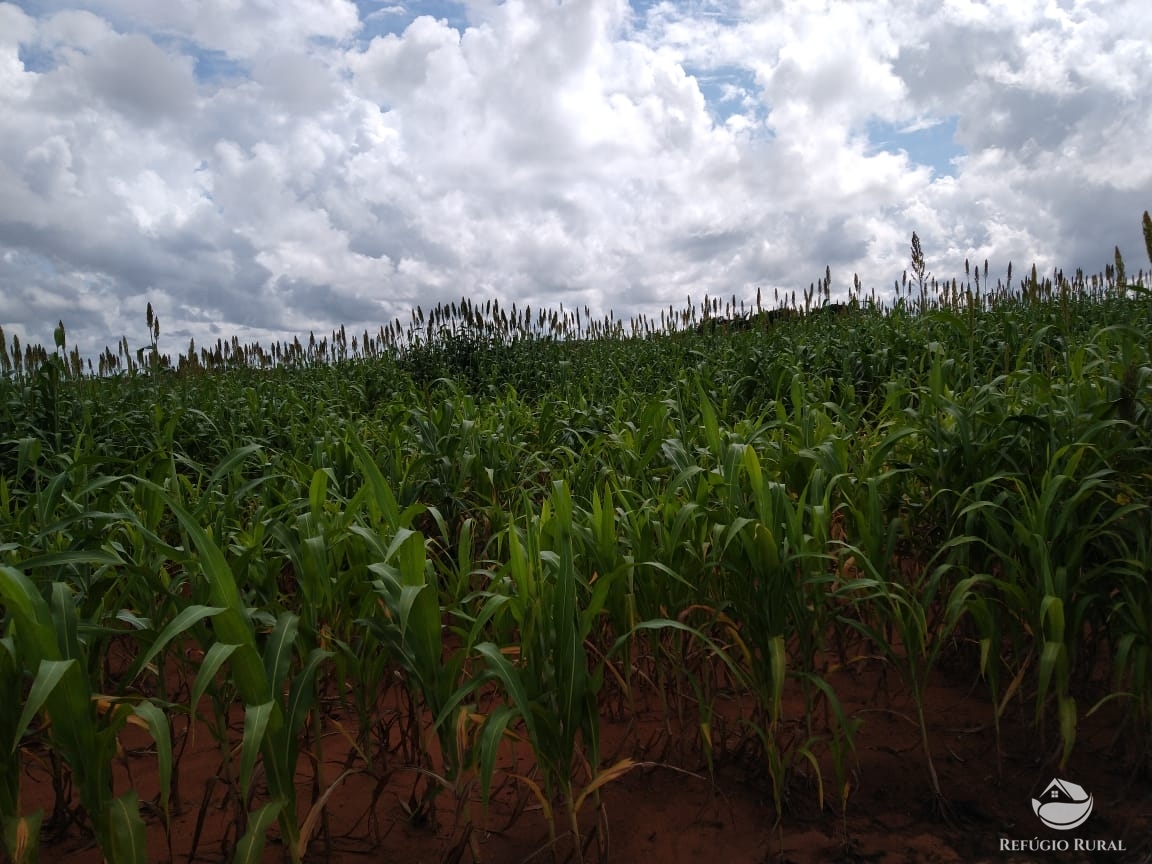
1,0,1150,357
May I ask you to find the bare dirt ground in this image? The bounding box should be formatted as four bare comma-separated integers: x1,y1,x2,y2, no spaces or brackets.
18,655,1152,864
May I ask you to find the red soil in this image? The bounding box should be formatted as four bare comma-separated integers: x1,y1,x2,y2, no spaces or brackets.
15,657,1152,864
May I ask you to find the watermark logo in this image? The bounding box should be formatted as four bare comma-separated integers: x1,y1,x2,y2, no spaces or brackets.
1032,778,1094,830
1000,779,1124,852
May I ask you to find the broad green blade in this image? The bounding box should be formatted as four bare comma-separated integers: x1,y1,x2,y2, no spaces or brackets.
13,659,75,753
125,605,226,684
190,643,239,715
232,800,283,864
240,701,274,801
132,701,173,814
262,612,299,694
106,791,147,864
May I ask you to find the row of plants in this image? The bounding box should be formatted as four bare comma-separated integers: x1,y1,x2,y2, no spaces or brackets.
0,228,1150,862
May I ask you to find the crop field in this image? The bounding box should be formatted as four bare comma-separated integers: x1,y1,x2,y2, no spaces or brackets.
2,230,1151,863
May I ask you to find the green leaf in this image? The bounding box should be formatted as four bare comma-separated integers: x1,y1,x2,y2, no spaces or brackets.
132,701,173,814
125,605,225,684
13,660,75,754
346,432,400,527
240,701,273,801
1058,695,1077,769
308,468,329,518
190,642,239,716
49,582,81,664
232,800,283,864
262,612,299,694
696,379,722,458
106,791,147,864
16,549,125,572
206,444,264,490
285,648,332,740
766,635,787,726
475,643,537,745
477,704,519,809
0,566,58,668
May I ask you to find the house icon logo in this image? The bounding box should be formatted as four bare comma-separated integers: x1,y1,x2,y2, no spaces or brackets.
1032,778,1093,830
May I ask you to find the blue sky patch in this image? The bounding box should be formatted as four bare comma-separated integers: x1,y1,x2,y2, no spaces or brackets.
865,116,963,178
688,64,762,125
355,0,467,41
17,42,55,73
189,47,249,83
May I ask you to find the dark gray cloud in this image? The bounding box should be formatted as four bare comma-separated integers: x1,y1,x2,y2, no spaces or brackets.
272,276,389,326
78,32,197,122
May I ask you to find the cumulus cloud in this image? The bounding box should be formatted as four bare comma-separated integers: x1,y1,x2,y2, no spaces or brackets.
0,0,1150,357
33,0,363,56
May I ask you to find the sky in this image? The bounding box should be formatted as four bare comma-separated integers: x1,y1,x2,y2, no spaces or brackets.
1,0,1150,359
